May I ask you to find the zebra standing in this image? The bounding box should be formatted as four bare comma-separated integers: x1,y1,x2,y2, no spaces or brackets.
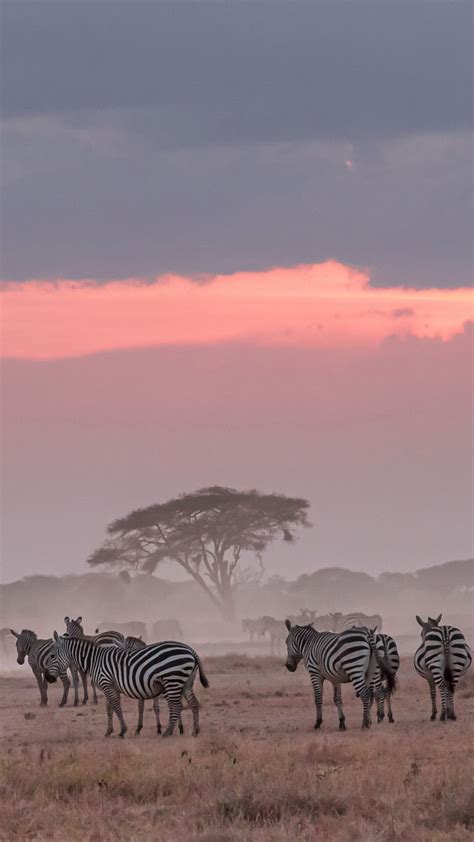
284,620,396,730
331,613,383,633
10,629,76,707
260,616,287,654
45,632,209,737
414,614,472,721
242,618,267,642
121,635,185,735
64,616,125,705
369,632,400,723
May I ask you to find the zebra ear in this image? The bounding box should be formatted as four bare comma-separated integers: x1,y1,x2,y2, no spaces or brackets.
76,617,83,624
434,614,442,624
371,626,377,633
415,615,424,627
10,629,19,638
53,630,59,641
64,616,70,623
285,619,292,631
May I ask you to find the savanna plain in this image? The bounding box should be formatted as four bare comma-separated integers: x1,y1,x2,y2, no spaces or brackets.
1,655,473,842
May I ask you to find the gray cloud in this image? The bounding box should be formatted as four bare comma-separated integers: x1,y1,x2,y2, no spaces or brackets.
1,1,472,286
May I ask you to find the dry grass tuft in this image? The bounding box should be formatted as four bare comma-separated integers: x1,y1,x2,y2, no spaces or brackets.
1,657,473,841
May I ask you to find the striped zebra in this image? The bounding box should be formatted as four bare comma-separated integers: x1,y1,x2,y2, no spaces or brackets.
10,629,77,707
331,613,383,633
260,616,287,654
45,633,209,737
122,635,184,735
370,632,400,723
284,620,396,729
242,618,267,642
414,614,472,721
64,616,125,705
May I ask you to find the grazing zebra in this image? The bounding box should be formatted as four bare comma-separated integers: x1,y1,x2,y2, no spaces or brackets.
414,614,472,721
242,618,267,641
370,633,400,723
64,616,125,705
331,612,383,633
45,633,209,737
284,620,396,730
122,635,184,735
10,629,77,707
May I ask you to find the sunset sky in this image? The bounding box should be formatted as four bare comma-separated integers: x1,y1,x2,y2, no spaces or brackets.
1,1,472,583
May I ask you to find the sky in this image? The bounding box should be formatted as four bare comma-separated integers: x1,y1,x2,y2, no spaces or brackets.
1,1,473,583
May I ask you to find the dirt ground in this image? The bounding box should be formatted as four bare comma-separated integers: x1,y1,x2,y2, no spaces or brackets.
1,655,473,841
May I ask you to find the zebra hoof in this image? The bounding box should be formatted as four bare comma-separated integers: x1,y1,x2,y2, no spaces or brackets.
440,712,446,722
339,721,346,731
105,731,112,737
135,729,142,736
81,699,88,706
430,713,437,721
448,712,457,721
314,721,322,730
388,717,395,723
59,701,67,708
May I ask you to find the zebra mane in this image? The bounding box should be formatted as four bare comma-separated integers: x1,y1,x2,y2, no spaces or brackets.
21,629,37,638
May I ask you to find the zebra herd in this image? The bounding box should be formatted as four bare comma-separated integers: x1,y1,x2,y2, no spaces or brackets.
243,610,383,654
7,612,472,737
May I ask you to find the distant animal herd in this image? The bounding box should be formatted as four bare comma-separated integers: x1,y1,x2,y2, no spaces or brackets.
2,610,471,738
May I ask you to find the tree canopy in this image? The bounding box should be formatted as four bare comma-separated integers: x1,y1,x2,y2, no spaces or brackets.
88,486,310,615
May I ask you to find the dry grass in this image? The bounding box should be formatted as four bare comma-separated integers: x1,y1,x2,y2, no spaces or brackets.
1,657,473,841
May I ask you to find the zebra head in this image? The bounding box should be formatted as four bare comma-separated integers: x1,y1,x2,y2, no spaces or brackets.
122,635,145,653
416,614,442,642
64,616,84,636
284,619,314,671
10,629,37,665
44,631,70,683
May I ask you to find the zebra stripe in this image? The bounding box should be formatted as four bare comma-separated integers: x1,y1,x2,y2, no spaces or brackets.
284,620,395,730
64,616,125,705
10,629,76,707
121,635,184,735
46,634,209,737
414,615,472,721
331,613,383,633
370,633,400,723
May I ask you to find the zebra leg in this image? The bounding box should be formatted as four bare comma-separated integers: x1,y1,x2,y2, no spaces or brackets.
446,684,457,721
79,669,89,705
153,696,162,734
359,686,372,729
183,685,200,736
32,666,48,706
161,683,183,737
69,666,79,706
105,697,114,736
309,671,324,730
58,671,70,707
374,681,385,722
387,689,395,723
438,678,448,722
333,683,346,731
92,679,98,705
135,699,144,735
427,676,437,720
103,685,127,737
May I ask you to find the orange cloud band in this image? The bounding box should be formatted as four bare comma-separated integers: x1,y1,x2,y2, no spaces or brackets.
1,262,472,359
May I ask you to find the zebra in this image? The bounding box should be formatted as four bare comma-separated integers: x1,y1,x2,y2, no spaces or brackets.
370,632,400,723
288,610,318,626
121,635,185,735
242,618,267,642
331,612,383,633
260,616,287,654
10,629,77,707
414,614,472,721
64,616,125,705
312,614,338,632
284,620,396,730
96,620,147,639
151,619,183,640
45,632,209,737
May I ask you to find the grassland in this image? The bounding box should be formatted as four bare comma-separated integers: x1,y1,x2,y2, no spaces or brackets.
1,656,473,841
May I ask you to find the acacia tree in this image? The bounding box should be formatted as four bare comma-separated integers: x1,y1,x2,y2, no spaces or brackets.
88,486,310,617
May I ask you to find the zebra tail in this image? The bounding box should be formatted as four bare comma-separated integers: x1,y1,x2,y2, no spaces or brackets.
369,632,397,693
444,665,455,694
196,655,210,689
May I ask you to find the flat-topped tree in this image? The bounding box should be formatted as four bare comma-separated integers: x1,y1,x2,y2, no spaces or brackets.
88,486,310,617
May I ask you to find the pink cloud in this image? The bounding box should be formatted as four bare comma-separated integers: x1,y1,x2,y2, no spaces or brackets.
1,261,471,359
